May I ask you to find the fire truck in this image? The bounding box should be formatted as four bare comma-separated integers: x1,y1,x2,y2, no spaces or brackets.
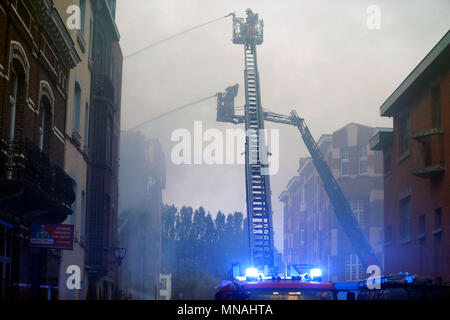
215,269,450,300
215,267,336,300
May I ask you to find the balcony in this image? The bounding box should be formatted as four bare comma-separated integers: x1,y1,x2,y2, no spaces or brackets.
412,164,446,178
411,128,446,179
0,139,75,224
93,74,115,105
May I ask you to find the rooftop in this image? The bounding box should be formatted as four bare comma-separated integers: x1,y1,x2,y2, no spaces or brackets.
380,30,450,117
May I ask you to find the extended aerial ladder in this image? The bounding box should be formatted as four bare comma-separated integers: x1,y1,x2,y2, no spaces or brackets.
217,9,380,272
223,10,275,273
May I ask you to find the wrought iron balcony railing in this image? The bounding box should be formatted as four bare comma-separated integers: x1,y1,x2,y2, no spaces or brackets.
0,139,75,208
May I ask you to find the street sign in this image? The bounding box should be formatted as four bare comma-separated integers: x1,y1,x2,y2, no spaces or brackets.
29,224,74,250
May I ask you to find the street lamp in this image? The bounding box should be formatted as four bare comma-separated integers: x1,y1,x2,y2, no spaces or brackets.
114,247,127,266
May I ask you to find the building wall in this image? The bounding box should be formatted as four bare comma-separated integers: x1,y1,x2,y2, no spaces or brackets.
280,124,385,282
381,55,450,284
54,0,95,300
84,0,122,300
0,0,79,299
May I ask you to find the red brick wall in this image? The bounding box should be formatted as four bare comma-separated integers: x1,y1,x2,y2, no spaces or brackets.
0,3,69,168
384,66,450,284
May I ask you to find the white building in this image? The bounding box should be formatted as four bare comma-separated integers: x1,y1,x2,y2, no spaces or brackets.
159,274,172,300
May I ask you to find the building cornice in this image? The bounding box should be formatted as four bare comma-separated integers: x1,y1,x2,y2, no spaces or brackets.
29,0,81,69
92,0,120,41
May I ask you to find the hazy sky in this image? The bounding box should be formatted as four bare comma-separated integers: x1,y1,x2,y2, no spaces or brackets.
116,0,450,251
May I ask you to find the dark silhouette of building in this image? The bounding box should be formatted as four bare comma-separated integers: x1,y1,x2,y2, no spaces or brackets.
370,30,449,285
85,0,123,300
118,132,166,299
0,0,79,299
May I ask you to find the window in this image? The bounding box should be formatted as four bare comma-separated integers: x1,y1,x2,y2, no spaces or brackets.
435,208,442,230
88,19,94,62
8,66,19,139
345,254,364,281
341,161,350,176
160,278,167,290
79,0,86,34
84,102,89,150
359,159,367,174
431,84,441,128
340,147,349,159
350,199,366,228
39,97,52,152
358,145,368,175
400,196,411,240
39,107,45,150
73,82,81,133
340,147,350,176
80,191,86,237
398,113,410,157
105,117,112,164
358,145,367,157
419,214,426,235
69,179,77,226
8,55,28,141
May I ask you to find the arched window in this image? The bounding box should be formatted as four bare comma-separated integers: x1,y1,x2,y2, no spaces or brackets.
39,96,53,152
8,60,26,140
8,66,19,140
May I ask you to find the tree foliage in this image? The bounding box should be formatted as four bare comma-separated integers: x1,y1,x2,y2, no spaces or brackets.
162,204,249,299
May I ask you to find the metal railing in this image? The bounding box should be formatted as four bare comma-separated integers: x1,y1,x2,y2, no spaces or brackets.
0,139,75,208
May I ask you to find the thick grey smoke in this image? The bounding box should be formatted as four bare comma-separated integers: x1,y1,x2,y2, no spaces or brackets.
116,0,450,251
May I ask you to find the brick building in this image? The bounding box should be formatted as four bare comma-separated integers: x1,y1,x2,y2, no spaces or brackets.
370,30,449,285
280,123,385,282
84,0,122,300
0,0,79,299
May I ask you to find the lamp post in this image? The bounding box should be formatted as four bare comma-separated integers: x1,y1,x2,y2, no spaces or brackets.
114,247,127,266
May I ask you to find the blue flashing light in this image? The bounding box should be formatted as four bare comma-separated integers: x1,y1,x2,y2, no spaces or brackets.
245,268,265,281
245,267,258,278
310,268,322,278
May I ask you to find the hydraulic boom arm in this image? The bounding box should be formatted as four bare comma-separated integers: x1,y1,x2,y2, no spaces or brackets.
288,110,380,269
